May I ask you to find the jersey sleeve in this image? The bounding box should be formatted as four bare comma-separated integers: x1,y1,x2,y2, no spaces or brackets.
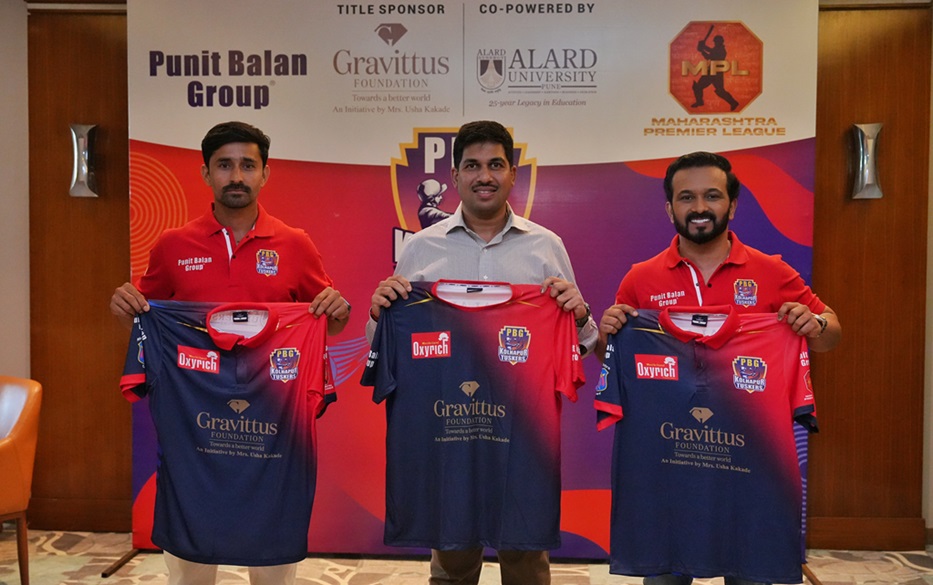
359,308,398,404
594,334,624,430
555,308,584,402
119,315,150,402
787,333,818,432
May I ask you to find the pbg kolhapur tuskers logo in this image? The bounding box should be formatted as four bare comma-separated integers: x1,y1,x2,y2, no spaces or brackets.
670,21,763,114
498,325,531,365
270,347,300,383
256,249,280,277
733,355,767,393
733,278,759,307
389,128,537,264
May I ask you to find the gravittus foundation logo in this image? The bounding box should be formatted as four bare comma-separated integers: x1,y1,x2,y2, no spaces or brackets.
669,21,763,114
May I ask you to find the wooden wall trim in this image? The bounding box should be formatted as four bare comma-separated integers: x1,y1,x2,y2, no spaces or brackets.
29,497,131,533
809,517,927,550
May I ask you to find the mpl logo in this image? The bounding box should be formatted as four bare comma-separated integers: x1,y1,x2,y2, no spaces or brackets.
634,354,679,381
390,128,536,263
411,331,451,359
669,21,763,114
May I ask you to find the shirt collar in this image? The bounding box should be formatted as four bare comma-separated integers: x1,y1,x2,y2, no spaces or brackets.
663,230,749,269
446,202,531,240
198,204,273,239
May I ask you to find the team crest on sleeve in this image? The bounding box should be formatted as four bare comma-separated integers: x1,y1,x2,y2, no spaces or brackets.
256,249,280,276
270,347,300,382
733,278,758,307
595,365,609,395
732,355,767,393
411,331,451,359
498,326,530,365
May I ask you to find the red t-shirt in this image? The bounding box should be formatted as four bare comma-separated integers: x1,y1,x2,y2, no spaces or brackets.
137,205,333,303
615,232,826,314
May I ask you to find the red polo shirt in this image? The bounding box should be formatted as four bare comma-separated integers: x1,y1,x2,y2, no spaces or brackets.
137,204,332,303
615,232,826,314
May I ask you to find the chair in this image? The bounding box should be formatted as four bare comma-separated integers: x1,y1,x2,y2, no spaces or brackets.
0,376,42,585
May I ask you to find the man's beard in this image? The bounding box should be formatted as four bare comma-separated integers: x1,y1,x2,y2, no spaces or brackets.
673,210,729,244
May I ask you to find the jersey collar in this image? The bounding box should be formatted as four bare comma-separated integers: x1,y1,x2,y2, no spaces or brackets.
206,303,281,350
658,304,740,349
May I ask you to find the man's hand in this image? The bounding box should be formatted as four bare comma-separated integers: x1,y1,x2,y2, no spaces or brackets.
370,275,412,321
541,277,587,320
596,304,639,361
110,282,149,329
777,302,842,352
309,287,351,335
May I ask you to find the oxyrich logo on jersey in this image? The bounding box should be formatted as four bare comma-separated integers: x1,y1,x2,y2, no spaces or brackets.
733,355,767,393
390,128,537,264
227,399,250,414
634,354,679,381
477,49,506,91
669,21,763,114
733,278,758,307
270,347,300,382
690,407,714,423
374,23,408,46
460,381,479,398
177,345,219,374
411,331,451,359
256,249,279,276
498,326,531,364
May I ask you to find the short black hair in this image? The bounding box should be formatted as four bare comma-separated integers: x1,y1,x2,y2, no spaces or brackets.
663,151,740,203
201,121,271,167
452,120,514,169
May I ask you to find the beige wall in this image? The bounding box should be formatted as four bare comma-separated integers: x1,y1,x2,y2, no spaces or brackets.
0,0,30,378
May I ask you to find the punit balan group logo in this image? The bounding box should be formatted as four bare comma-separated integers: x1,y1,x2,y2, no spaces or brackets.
670,21,763,114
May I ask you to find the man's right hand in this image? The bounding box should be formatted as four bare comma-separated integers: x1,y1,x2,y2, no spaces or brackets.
369,275,412,321
596,303,639,362
110,282,149,328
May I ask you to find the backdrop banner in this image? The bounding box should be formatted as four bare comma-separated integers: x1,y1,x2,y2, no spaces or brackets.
127,0,818,558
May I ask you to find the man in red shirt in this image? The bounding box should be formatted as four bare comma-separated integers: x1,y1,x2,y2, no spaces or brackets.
599,151,840,355
597,151,839,585
110,121,349,585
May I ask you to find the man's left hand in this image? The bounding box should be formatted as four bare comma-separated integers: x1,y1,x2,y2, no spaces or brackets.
541,277,587,321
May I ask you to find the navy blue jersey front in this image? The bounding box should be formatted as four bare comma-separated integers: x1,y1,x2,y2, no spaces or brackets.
121,300,331,565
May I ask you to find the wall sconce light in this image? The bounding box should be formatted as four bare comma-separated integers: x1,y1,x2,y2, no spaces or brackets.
851,123,882,199
70,123,98,197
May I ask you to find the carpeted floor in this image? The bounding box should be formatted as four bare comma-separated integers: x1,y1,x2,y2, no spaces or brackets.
1,528,932,584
